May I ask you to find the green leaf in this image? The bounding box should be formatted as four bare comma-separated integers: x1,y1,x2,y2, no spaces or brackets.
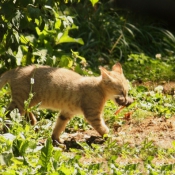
90,0,99,6
38,138,53,172
0,153,13,165
71,50,86,63
58,34,84,45
1,170,16,175
33,49,47,58
12,138,30,157
58,165,75,175
1,1,15,19
12,10,21,30
0,22,7,42
6,31,19,52
57,29,84,45
39,18,45,31
14,32,20,44
55,20,62,29
136,85,148,92
59,55,73,68
27,4,41,19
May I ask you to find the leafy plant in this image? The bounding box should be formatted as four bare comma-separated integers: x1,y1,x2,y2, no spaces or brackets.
38,138,53,173
124,53,175,81
1,0,175,174
0,0,88,71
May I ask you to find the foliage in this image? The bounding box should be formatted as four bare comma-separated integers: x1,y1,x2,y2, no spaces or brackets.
0,0,90,74
0,79,175,174
0,0,175,174
123,53,175,81
1,0,175,75
67,1,175,68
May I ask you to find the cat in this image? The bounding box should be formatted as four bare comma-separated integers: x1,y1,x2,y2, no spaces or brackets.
0,63,133,143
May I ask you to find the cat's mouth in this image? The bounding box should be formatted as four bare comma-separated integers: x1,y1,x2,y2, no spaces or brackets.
114,96,133,107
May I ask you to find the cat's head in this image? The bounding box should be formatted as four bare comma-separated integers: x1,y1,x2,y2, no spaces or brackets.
100,63,133,106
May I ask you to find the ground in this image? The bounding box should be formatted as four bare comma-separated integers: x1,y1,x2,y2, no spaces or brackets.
52,81,175,172
1,81,175,173
58,116,175,150
52,82,175,174
54,115,175,171
56,81,175,150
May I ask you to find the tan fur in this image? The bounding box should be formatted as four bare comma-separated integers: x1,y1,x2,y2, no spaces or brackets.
0,63,131,142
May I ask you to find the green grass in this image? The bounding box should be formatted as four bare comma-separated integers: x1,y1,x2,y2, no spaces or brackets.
0,1,175,174
123,53,175,82
0,78,175,174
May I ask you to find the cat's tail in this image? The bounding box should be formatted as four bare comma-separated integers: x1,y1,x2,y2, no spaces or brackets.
0,71,10,90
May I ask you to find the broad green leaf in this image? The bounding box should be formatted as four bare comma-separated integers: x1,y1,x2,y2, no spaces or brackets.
0,153,13,165
90,0,99,6
74,64,84,75
38,138,53,171
71,50,86,63
58,165,75,175
1,1,15,19
53,150,62,160
55,20,61,29
14,32,19,44
1,170,16,175
12,10,21,30
11,157,24,165
59,55,73,68
32,49,47,64
27,4,41,19
57,29,84,45
12,138,30,157
57,31,84,45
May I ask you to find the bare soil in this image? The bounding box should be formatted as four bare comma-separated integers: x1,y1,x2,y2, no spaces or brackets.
59,115,175,171
60,116,175,150
114,116,175,149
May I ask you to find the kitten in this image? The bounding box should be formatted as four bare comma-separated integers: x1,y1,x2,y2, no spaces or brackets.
0,63,133,142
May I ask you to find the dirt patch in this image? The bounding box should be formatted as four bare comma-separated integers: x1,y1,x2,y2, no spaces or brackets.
58,116,175,150
59,130,103,150
114,116,175,149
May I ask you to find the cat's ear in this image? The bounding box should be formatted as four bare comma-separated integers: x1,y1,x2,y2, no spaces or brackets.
99,67,110,79
112,62,123,74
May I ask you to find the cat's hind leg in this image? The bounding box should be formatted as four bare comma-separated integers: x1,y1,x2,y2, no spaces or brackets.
6,100,37,125
3,100,24,132
6,100,24,118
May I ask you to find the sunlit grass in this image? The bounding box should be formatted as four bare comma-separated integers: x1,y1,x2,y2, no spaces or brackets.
0,78,175,173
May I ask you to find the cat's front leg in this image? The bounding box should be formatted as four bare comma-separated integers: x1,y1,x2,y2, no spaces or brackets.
52,111,72,143
85,113,109,137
